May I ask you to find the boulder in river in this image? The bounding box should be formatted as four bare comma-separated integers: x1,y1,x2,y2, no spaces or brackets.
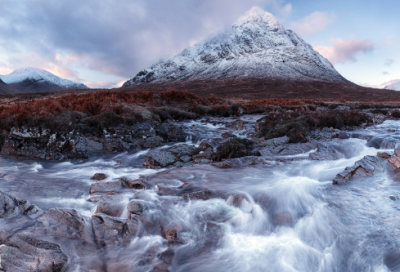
225,120,244,130
333,156,385,184
127,200,147,215
388,157,400,171
212,156,260,168
90,181,123,194
143,145,196,169
377,151,393,159
0,232,69,272
96,195,126,217
90,173,108,181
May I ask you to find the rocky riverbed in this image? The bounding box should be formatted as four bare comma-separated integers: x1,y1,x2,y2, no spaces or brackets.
1,108,400,271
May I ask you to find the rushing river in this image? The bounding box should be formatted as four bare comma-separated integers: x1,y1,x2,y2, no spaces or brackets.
1,117,400,272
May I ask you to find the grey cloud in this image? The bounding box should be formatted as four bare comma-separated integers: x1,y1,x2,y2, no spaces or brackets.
0,0,286,80
385,58,395,67
382,71,390,75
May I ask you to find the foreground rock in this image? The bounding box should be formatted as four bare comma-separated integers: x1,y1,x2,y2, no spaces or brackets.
0,120,188,161
0,190,43,220
0,232,69,272
255,109,373,143
143,145,196,169
333,156,386,184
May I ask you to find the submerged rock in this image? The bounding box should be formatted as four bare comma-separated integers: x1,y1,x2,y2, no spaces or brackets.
181,190,213,201
333,156,385,184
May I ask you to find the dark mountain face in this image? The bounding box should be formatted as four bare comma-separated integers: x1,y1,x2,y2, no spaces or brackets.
7,79,68,93
0,78,17,94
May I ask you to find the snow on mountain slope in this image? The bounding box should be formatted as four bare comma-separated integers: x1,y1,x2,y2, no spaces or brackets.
124,7,348,87
384,80,400,91
0,67,88,90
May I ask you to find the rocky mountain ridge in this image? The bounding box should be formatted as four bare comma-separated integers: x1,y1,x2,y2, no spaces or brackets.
124,7,348,87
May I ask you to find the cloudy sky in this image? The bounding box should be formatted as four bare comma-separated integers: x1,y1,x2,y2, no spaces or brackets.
0,0,399,88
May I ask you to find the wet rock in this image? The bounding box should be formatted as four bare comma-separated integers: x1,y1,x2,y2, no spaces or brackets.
137,136,164,149
395,149,400,157
221,132,236,138
182,190,213,201
90,181,123,194
127,200,146,215
377,151,394,159
103,137,131,152
164,227,179,243
389,196,397,201
143,145,196,169
91,213,139,247
159,248,175,265
212,156,260,168
143,149,177,169
309,142,363,161
0,191,43,220
273,213,293,226
155,121,187,142
1,132,89,161
388,157,400,171
0,232,69,272
96,195,126,217
253,136,289,148
225,120,244,130
256,142,317,157
90,173,108,181
338,131,351,139
155,185,179,196
213,138,256,161
192,148,213,163
226,194,244,207
179,182,191,189
127,178,150,189
36,208,90,241
333,156,385,184
64,137,88,160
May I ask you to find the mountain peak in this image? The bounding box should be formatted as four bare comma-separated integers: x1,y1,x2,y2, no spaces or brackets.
123,7,348,87
233,7,281,29
0,67,88,92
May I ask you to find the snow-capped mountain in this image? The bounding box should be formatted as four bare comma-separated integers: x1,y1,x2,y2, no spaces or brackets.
0,67,88,93
384,80,400,91
124,7,348,87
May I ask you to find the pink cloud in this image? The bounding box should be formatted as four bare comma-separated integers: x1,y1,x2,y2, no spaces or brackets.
289,11,336,36
314,38,375,64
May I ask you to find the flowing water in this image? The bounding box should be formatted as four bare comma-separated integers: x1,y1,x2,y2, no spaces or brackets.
1,118,400,272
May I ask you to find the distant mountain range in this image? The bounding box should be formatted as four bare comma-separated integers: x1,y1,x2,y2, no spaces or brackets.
123,7,348,87
384,80,400,91
0,67,88,94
